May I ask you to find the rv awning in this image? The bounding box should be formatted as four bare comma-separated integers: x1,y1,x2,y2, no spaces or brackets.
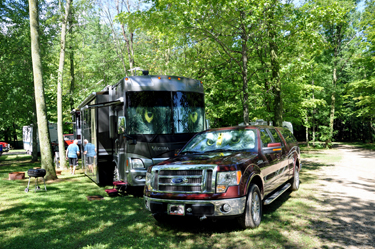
83,97,123,110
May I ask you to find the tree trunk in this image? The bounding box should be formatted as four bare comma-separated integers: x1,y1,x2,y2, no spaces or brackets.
69,48,74,110
329,67,337,144
57,0,72,170
306,115,309,147
268,8,282,127
31,101,38,162
311,64,315,146
240,11,249,125
29,0,56,180
116,0,134,75
101,1,127,75
69,8,75,111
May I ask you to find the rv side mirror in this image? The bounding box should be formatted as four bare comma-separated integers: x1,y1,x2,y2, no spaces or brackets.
205,119,211,130
118,116,126,134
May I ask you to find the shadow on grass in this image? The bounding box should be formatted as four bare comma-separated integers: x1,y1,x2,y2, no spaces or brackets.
3,148,374,248
309,195,375,247
0,172,312,249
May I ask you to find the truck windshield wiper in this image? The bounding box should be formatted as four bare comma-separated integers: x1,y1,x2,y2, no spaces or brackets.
205,149,237,153
181,150,203,154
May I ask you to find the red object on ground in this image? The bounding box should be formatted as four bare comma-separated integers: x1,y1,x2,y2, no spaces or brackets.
105,189,118,196
9,172,26,180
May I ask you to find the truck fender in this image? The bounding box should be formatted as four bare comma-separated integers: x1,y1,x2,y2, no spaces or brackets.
241,164,264,197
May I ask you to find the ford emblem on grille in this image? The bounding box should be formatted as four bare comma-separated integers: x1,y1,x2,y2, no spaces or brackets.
171,178,186,184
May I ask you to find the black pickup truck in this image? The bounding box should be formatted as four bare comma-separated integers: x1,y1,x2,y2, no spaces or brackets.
144,125,301,228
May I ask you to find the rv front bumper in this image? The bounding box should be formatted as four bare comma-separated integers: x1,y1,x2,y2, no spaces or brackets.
144,196,246,217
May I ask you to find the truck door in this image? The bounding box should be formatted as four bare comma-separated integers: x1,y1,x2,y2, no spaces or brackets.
268,128,289,186
259,128,284,196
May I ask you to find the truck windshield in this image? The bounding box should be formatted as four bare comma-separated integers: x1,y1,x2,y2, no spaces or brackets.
126,91,204,135
181,129,257,153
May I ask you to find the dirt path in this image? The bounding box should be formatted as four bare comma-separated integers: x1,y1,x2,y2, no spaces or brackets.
303,144,375,249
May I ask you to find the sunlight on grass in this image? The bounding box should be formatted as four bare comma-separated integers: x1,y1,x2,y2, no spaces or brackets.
0,150,336,249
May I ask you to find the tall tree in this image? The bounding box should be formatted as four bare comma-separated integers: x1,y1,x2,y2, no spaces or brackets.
316,0,357,145
28,0,57,179
57,0,72,170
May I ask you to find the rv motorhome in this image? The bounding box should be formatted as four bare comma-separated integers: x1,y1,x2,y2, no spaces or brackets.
71,72,208,195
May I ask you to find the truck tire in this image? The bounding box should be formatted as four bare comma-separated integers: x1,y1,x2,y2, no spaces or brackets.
238,184,262,229
129,186,144,198
153,214,167,223
152,214,176,224
291,166,300,191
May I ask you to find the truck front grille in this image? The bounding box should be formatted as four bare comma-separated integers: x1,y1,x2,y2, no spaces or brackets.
151,165,216,194
159,170,202,176
159,185,202,192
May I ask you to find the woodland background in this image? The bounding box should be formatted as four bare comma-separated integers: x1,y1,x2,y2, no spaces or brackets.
1,0,375,147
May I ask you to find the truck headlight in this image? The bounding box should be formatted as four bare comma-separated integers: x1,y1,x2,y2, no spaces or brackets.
145,172,153,190
216,171,242,193
131,159,145,169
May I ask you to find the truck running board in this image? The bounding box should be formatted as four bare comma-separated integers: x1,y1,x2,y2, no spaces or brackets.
263,183,291,205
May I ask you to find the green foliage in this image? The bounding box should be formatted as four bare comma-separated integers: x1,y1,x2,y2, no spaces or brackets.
1,0,374,143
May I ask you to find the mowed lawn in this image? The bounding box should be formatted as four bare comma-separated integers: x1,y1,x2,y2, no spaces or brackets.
1,149,334,249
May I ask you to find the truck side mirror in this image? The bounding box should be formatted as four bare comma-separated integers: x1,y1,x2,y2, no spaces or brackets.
263,142,282,154
118,116,126,134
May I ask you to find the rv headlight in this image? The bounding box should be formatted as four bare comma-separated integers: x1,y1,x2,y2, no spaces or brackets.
131,159,145,169
145,172,153,190
216,171,242,193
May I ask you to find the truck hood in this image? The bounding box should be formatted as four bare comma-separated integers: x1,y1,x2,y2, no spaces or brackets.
156,151,258,167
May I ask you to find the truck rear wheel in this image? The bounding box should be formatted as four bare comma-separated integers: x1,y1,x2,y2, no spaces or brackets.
291,166,300,191
238,184,262,229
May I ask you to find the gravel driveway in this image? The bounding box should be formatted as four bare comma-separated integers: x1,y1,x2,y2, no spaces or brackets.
303,144,375,249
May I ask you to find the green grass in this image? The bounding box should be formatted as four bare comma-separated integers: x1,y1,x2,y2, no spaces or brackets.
340,142,375,151
0,149,339,249
301,151,342,163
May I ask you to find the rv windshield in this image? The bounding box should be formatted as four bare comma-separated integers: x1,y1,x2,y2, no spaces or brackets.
173,92,204,134
126,91,204,135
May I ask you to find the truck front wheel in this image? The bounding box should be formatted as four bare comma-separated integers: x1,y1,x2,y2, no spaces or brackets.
238,184,262,229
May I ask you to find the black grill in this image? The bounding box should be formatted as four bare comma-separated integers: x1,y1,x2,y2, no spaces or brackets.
25,168,47,193
28,169,46,177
